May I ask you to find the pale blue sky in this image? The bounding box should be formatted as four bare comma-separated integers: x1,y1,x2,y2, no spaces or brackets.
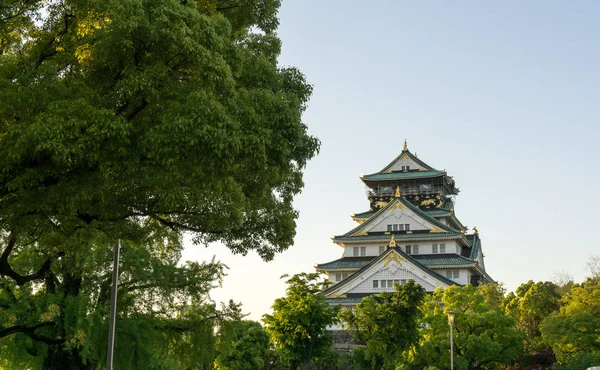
183,1,600,320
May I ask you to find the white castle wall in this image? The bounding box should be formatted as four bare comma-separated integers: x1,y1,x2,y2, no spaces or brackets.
389,157,423,171
341,240,460,257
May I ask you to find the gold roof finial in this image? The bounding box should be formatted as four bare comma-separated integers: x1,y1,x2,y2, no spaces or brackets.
403,139,408,151
389,234,397,248
395,186,401,198
473,226,479,235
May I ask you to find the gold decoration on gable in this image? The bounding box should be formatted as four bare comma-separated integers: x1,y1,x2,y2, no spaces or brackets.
391,202,407,211
389,235,397,248
328,291,347,299
430,226,445,233
383,253,406,267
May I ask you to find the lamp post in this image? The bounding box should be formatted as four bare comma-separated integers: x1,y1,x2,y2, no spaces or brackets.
447,310,457,370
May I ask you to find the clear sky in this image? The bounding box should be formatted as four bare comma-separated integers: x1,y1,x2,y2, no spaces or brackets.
182,1,600,321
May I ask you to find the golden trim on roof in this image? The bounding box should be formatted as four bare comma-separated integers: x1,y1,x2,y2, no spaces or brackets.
395,186,401,198
391,201,407,211
383,253,406,267
430,226,445,233
353,230,368,236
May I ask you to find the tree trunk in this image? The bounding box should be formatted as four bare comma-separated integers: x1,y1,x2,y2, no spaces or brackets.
43,273,88,369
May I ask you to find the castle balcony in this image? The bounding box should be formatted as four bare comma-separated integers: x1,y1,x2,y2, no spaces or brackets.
366,184,447,198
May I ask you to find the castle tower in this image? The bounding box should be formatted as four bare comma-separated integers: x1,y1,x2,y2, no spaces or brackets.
317,141,493,306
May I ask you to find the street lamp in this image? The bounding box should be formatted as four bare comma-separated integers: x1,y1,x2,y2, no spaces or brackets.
447,311,457,370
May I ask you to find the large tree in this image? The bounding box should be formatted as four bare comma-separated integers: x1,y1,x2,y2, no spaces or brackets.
339,281,426,370
408,284,522,370
503,280,560,367
263,273,339,370
541,279,600,367
0,0,318,367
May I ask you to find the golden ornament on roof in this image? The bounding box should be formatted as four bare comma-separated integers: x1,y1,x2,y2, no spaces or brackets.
403,139,408,151
395,186,401,198
389,235,397,248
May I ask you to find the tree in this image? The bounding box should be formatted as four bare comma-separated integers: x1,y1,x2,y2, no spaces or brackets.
541,280,600,366
408,284,522,370
215,320,272,370
263,273,339,370
0,237,243,369
587,255,600,282
339,280,426,370
503,281,560,367
0,0,318,367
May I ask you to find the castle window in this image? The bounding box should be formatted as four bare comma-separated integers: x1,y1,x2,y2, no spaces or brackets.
446,270,460,279
343,273,349,279
379,245,385,254
440,244,446,253
387,280,393,287
433,244,438,254
405,224,410,231
393,224,398,231
360,247,366,256
353,247,359,256
394,279,400,285
413,245,419,254
401,279,407,285
381,280,386,288
373,280,378,288
405,245,411,254
387,224,392,231
335,273,341,281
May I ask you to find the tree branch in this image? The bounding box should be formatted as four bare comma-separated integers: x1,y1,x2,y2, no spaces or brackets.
0,236,64,285
0,322,64,345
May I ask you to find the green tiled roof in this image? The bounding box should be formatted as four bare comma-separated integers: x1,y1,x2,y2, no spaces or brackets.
317,257,372,270
423,209,452,217
380,150,437,173
353,210,375,219
334,232,463,243
414,255,476,267
466,234,481,260
323,248,459,296
340,197,459,240
362,170,445,182
325,297,363,304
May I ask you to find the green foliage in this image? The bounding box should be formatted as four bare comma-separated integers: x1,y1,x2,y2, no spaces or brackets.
215,320,271,370
263,273,339,370
503,280,560,366
339,280,426,370
408,284,522,370
1,0,316,367
0,237,242,369
541,280,600,366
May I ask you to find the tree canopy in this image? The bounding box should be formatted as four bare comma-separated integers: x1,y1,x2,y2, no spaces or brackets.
408,284,522,370
541,279,600,367
0,0,318,367
339,280,426,370
263,273,339,370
